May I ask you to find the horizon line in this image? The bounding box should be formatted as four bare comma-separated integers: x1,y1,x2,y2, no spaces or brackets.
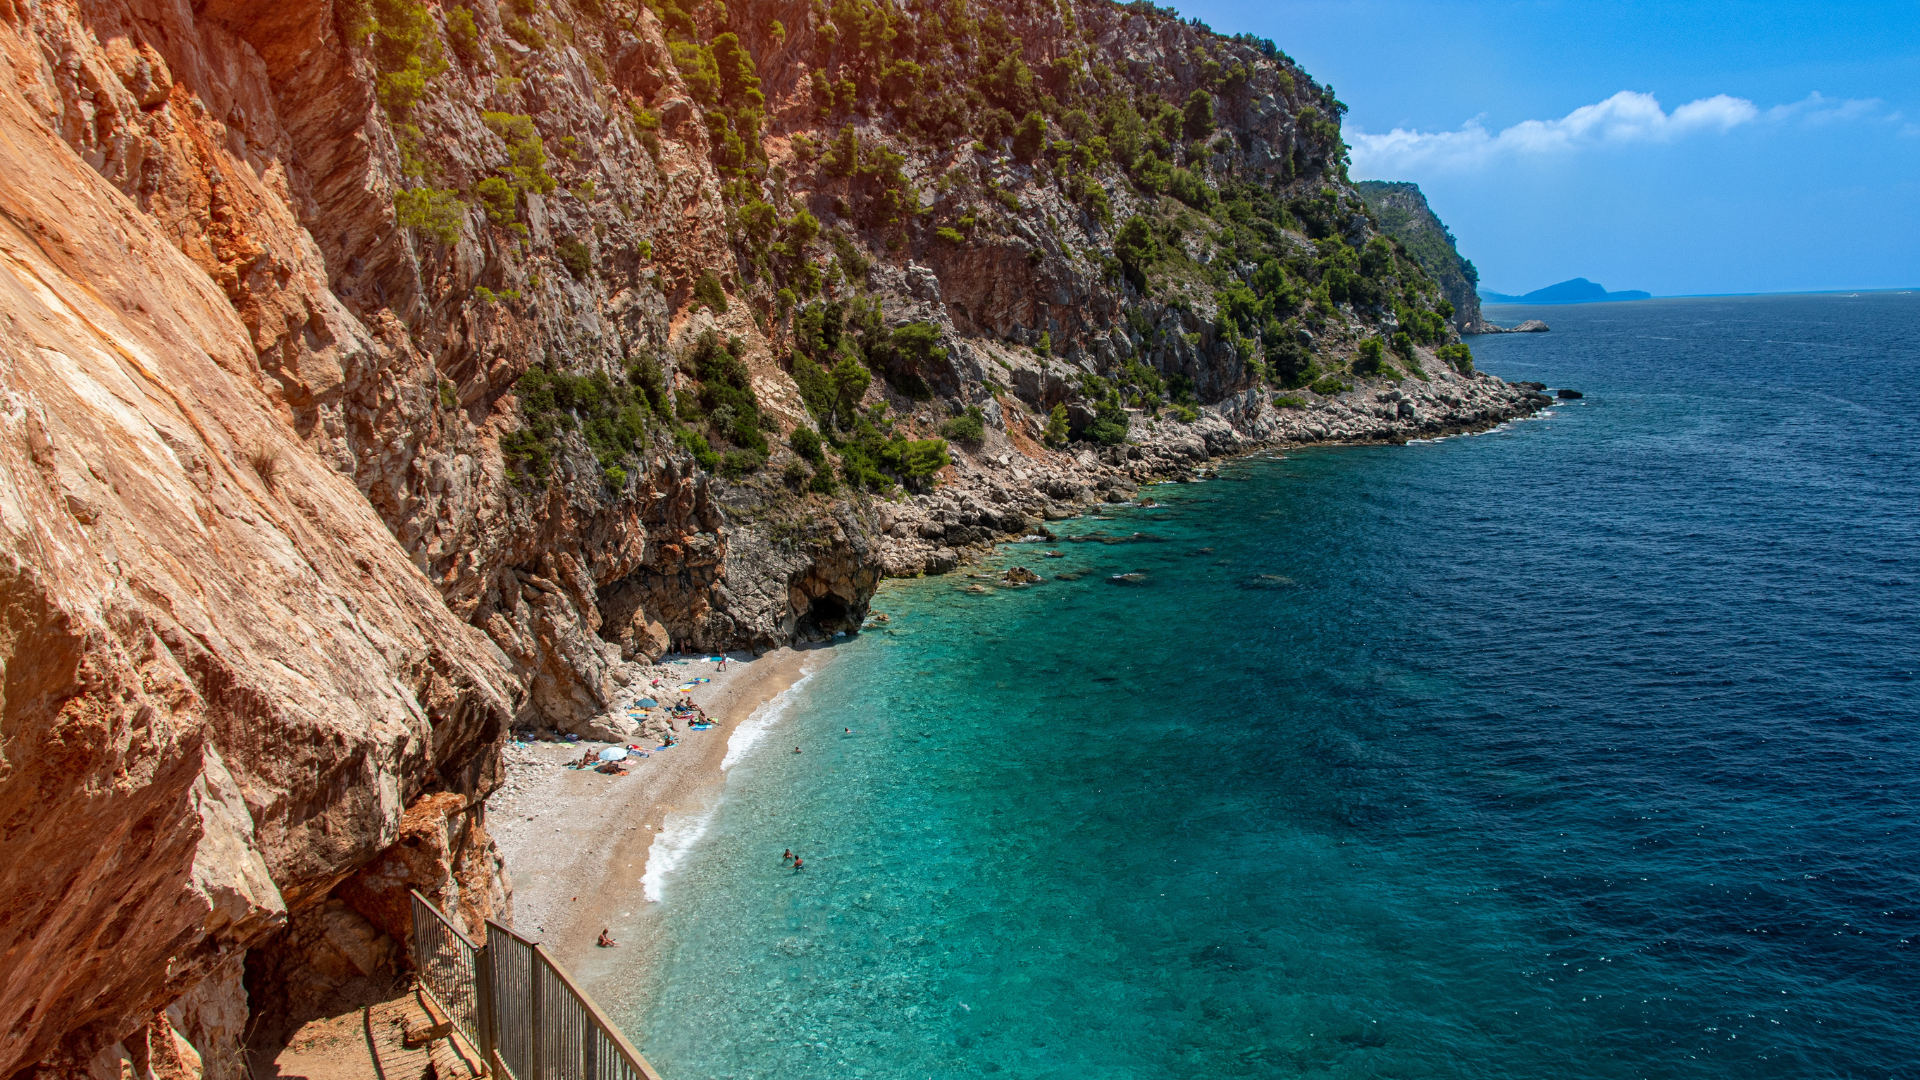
1482,286,1918,304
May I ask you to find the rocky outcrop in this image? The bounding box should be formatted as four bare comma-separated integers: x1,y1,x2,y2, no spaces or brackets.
1354,180,1489,334
874,368,1546,576
0,25,517,1076
0,0,1549,1069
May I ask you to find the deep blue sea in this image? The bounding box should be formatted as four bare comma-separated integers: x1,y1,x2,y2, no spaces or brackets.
628,292,1920,1079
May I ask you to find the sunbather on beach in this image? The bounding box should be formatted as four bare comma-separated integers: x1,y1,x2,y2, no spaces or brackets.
596,929,618,947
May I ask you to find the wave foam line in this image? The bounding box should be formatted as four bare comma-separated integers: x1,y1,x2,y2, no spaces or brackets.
721,666,818,771
641,804,716,903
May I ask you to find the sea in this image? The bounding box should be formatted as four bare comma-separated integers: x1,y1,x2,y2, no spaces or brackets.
624,292,1920,1079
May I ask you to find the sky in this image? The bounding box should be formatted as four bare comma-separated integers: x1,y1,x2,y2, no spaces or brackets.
1166,0,1920,296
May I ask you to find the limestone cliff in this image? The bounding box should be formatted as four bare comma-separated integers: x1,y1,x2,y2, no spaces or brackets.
1353,180,1489,334
0,0,1543,1072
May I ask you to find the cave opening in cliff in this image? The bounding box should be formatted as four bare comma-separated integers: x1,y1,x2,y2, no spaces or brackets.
799,594,854,637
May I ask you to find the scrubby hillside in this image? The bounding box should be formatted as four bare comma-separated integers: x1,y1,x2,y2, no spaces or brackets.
0,0,1545,1070
1354,180,1488,334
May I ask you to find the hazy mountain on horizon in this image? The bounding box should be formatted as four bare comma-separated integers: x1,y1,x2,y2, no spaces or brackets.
1482,278,1653,304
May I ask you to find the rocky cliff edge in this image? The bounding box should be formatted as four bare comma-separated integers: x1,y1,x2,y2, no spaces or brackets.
0,0,1543,1072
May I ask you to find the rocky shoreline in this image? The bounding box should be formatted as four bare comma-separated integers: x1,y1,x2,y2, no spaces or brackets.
866,367,1551,579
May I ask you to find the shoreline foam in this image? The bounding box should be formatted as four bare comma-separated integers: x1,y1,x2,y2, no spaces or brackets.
486,643,832,1003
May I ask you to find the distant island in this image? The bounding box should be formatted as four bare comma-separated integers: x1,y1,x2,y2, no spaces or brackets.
1481,278,1652,305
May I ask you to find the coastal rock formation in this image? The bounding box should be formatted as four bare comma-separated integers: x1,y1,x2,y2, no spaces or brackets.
1354,180,1490,334
0,0,1549,1069
0,40,517,1076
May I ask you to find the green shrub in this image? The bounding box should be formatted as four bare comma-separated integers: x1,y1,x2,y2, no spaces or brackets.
439,380,458,409
444,6,481,66
1352,338,1388,377
1114,215,1156,292
1088,401,1130,445
604,465,628,488
828,231,871,280
788,425,824,464
394,187,466,244
1310,374,1350,396
1013,110,1047,162
677,429,720,471
1167,167,1214,210
1436,342,1474,374
936,226,965,244
782,458,810,488
719,448,763,478
1271,394,1306,410
829,354,871,424
470,174,514,224
503,15,545,49
684,331,768,453
1170,403,1200,423
1182,89,1214,140
481,112,555,208
366,0,447,116
693,271,728,312
1043,403,1069,447
555,236,592,280
501,428,551,481
940,405,986,445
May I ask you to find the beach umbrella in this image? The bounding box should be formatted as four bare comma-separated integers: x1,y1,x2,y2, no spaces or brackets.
636,697,658,708
598,746,628,762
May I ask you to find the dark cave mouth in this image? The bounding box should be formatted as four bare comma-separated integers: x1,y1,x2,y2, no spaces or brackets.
798,593,858,637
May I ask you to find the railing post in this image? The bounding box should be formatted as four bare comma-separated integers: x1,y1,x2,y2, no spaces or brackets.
475,935,495,1072
530,946,544,1080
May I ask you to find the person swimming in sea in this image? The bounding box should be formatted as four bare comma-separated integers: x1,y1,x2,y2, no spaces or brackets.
792,855,804,871
783,849,793,862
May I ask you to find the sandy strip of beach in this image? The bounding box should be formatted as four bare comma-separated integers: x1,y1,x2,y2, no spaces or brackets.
485,642,831,1008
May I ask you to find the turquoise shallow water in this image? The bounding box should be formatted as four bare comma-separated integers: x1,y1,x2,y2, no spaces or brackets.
628,293,1919,1079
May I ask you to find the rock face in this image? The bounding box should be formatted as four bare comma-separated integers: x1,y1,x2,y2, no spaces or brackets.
0,0,1549,1071
0,31,516,1076
1354,180,1489,334
1480,319,1552,334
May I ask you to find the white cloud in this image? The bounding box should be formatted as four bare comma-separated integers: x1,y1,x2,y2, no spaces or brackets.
1765,91,1883,125
1350,90,1883,175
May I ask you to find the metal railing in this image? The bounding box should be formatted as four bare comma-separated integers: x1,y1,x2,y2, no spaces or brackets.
412,892,489,1052
409,891,664,1080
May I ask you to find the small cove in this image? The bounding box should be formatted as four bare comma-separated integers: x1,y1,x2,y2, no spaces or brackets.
623,293,1920,1078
